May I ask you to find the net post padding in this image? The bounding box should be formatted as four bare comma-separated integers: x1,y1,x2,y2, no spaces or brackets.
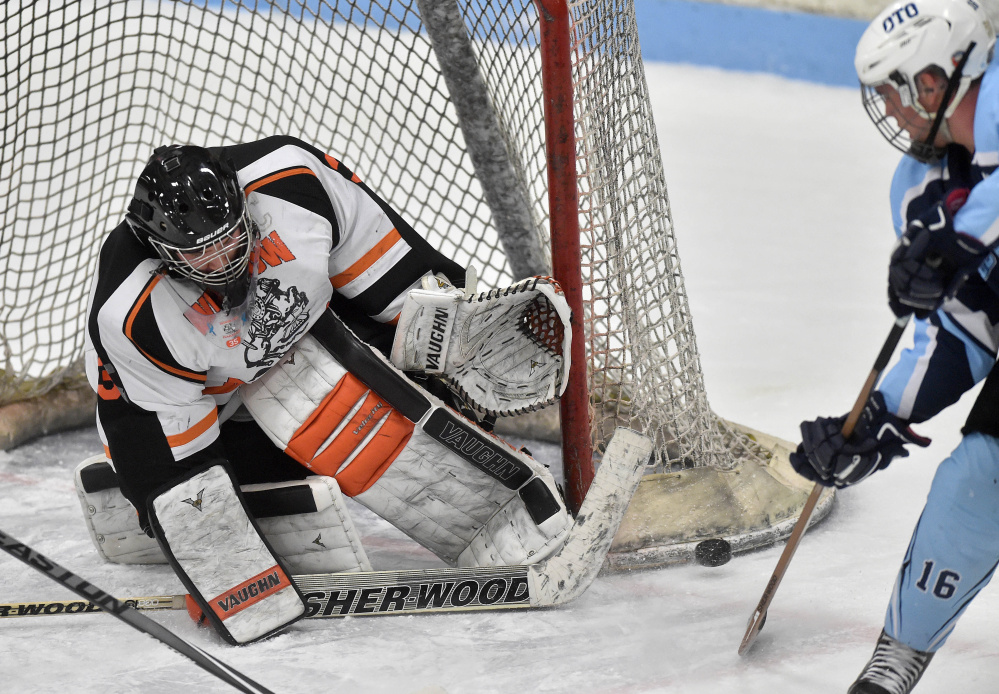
607,421,835,569
417,0,550,279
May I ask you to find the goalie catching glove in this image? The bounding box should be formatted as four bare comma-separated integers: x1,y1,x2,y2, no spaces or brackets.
789,392,930,488
390,275,571,417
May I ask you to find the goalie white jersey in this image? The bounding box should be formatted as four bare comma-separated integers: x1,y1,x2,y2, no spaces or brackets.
85,136,466,512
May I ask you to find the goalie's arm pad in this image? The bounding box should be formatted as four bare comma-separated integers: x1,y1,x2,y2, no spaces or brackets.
389,276,572,417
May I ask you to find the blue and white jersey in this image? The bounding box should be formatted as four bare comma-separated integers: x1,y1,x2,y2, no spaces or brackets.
879,61,999,423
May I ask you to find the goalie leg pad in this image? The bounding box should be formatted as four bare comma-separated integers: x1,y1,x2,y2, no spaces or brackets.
75,455,165,564
243,476,372,574
242,327,572,566
148,463,305,645
390,276,572,417
75,458,370,573
241,336,414,494
353,416,572,567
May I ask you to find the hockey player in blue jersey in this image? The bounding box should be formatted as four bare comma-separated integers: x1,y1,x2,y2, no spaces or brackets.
789,1,999,692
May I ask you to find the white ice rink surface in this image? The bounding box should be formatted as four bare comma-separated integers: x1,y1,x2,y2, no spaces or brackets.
2,63,997,694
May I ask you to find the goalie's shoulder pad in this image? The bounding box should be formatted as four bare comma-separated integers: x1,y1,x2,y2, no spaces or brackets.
391,276,572,417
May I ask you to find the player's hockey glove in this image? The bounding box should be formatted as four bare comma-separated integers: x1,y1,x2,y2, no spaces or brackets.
887,197,987,319
789,392,930,488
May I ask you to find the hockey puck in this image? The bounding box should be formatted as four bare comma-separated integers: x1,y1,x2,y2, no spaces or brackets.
693,538,732,567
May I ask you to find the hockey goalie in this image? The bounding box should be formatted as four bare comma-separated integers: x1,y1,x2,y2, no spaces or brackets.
78,137,573,644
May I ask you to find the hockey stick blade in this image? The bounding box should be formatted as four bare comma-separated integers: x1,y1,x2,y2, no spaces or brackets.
0,528,276,694
738,315,911,656
5,428,653,620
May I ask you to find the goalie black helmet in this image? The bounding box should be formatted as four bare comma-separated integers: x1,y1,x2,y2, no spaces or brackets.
126,145,257,309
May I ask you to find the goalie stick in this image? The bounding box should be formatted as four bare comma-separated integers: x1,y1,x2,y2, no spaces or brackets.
738,315,911,656
2,427,653,621
0,528,276,694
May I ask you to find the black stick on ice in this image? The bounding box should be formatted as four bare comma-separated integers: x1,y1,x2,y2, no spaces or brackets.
0,528,277,694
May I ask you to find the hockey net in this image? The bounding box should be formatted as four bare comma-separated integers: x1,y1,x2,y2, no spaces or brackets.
2,0,832,565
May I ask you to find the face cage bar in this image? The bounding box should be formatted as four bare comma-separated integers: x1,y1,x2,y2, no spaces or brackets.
860,83,945,164
148,208,257,288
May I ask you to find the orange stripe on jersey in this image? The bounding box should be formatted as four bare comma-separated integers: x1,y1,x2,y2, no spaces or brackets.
329,228,403,290
165,408,218,448
324,153,340,170
203,378,245,395
125,274,207,384
209,565,293,621
244,167,317,194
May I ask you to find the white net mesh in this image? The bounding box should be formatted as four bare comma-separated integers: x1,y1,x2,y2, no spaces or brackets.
2,0,771,479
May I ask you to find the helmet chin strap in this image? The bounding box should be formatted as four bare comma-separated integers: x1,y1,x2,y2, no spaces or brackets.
913,43,975,163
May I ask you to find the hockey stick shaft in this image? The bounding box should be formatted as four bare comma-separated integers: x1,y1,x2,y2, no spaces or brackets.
738,315,910,656
0,528,276,694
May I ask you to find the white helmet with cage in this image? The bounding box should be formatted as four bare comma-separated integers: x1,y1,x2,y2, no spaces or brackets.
855,0,996,161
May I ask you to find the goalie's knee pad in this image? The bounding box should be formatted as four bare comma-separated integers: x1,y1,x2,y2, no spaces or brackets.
75,457,370,574
240,335,415,495
148,463,305,645
390,275,571,417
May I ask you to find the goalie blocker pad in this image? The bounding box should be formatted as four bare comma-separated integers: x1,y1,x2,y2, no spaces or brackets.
241,320,572,567
74,457,371,574
390,276,571,417
147,463,306,645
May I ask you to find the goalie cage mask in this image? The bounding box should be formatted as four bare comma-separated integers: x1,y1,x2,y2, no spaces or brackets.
854,0,996,163
126,144,258,309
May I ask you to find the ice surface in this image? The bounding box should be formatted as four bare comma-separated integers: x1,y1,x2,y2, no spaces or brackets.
2,63,995,694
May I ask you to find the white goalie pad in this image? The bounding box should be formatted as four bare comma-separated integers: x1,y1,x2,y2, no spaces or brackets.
149,463,306,645
353,419,573,567
74,455,167,564
74,457,370,574
242,331,573,567
243,476,372,574
390,276,572,417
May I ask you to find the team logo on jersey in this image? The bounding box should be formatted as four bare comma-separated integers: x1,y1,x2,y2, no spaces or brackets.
243,276,310,376
254,230,297,274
